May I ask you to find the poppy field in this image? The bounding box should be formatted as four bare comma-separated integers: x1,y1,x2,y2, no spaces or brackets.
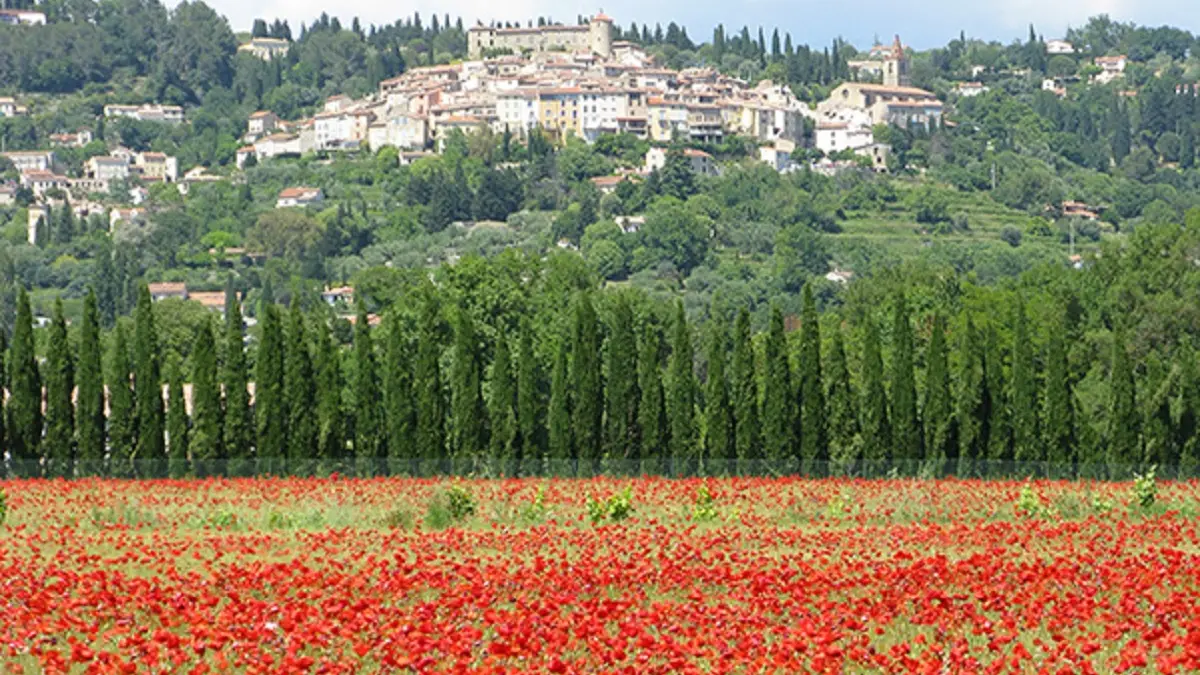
3,477,1200,673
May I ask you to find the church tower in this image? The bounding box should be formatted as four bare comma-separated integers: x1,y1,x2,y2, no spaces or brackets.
883,35,910,87
589,12,613,58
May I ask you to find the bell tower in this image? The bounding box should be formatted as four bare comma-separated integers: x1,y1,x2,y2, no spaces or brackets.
883,35,910,87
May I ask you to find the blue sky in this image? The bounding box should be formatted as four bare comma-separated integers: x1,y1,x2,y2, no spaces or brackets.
201,0,1199,50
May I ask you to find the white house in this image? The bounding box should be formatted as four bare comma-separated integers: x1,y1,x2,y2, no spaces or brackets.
3,150,54,173
953,82,989,97
87,155,131,182
1094,55,1128,85
1046,39,1075,55
237,37,291,60
104,104,184,124
815,122,874,156
276,187,324,208
644,147,718,176
0,97,26,117
0,9,46,25
247,111,279,138
253,132,306,162
759,140,795,172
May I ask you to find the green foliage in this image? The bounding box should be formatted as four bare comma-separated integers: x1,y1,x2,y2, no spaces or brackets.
667,301,697,473
131,284,164,475
353,301,386,473
426,484,477,529
43,298,74,477
572,294,603,472
691,484,719,522
762,307,793,472
731,309,760,473
255,301,286,468
8,289,41,475
76,290,105,471
638,323,667,473
798,286,826,474
889,292,919,466
588,486,634,524
223,281,252,475
0,488,6,526
1132,465,1158,510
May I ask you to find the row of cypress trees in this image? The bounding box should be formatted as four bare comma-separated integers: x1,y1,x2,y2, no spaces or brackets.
1,280,1194,479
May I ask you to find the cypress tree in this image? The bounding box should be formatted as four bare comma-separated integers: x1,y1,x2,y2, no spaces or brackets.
1143,354,1177,471
314,317,345,473
414,292,445,470
547,336,572,472
667,302,697,474
384,315,415,474
516,316,541,471
76,289,105,474
134,283,164,477
571,294,602,473
191,317,222,474
107,323,136,476
984,324,1011,469
955,316,987,476
730,309,759,474
1106,330,1140,475
0,330,6,478
826,325,858,474
922,312,951,474
353,302,385,474
762,307,793,473
1177,346,1200,477
1042,317,1075,473
223,280,252,475
605,294,639,468
284,297,317,473
255,300,286,473
1010,299,1040,466
704,315,732,473
798,286,827,475
487,328,517,473
8,289,41,476
449,305,484,469
889,292,919,470
166,360,189,478
44,298,74,478
860,317,889,471
638,322,667,474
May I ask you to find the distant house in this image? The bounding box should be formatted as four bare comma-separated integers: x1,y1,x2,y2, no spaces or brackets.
238,37,291,60
1061,200,1100,221
589,174,640,194
104,104,184,124
49,129,93,147
643,147,717,176
1094,55,1128,85
1046,39,1075,55
0,183,16,206
759,140,794,172
0,96,28,117
147,282,188,301
109,207,146,231
187,291,229,312
135,152,178,182
0,9,46,25
321,286,354,305
953,82,989,97
20,170,68,197
87,155,131,182
825,269,854,284
247,110,279,138
276,186,323,208
3,150,55,173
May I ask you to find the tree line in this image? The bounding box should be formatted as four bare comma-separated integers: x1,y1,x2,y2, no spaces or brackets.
2,277,1194,479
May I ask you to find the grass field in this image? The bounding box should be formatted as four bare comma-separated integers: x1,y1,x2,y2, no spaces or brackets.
1,476,1198,672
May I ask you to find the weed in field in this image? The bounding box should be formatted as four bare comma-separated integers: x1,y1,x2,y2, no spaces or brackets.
426,484,477,529
90,503,157,529
692,485,719,523
381,507,415,529
0,487,6,526
588,486,634,524
1133,466,1158,510
520,485,548,524
1016,482,1049,519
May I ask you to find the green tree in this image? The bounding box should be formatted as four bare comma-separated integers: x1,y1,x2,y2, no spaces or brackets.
223,281,252,475
1106,330,1140,475
731,309,760,474
516,317,541,471
1143,355,1177,470
107,324,136,477
666,302,697,474
704,315,732,472
548,336,572,471
922,312,952,474
1178,346,1200,476
571,293,603,473
658,147,697,200
415,293,445,470
889,292,919,469
762,307,793,473
984,325,1011,468
955,317,987,476
605,295,639,466
860,317,890,470
353,302,385,474
166,360,189,479
255,301,286,473
638,322,667,473
8,289,41,476
1010,299,1040,466
1042,317,1075,472
134,283,165,477
384,315,415,474
314,317,345,472
43,298,74,478
284,297,317,472
76,289,105,474
826,325,858,473
798,286,827,475
488,328,517,473
191,317,222,474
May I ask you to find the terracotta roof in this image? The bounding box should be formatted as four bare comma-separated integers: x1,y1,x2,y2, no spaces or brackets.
148,282,187,295
278,187,320,199
249,110,275,119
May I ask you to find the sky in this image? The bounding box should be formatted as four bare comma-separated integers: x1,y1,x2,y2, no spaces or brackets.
196,0,1200,50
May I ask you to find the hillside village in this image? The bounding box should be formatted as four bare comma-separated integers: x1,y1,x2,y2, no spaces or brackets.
0,11,1143,254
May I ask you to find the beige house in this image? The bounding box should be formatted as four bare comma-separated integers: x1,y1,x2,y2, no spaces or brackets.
88,156,131,182
238,37,291,60
468,14,612,59
276,186,324,208
135,152,179,182
644,146,717,176
3,150,55,173
247,111,279,138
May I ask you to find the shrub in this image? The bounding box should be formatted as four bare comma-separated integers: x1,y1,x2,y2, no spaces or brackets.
1000,226,1023,248
588,486,634,524
1133,466,1157,510
381,507,415,529
692,485,718,522
426,484,477,529
1016,482,1048,518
